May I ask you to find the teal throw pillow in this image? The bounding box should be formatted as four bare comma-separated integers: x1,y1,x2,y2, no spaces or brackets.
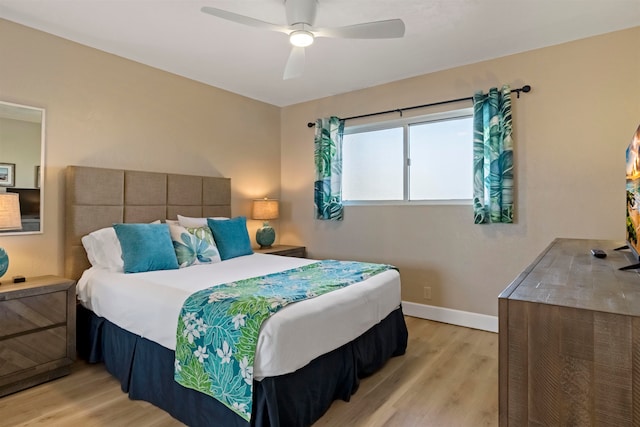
113,223,179,273
207,216,254,261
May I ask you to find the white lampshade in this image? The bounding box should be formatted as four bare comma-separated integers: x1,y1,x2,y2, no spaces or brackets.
0,193,22,231
252,198,279,221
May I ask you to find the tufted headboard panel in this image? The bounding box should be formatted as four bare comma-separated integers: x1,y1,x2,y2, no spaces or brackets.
64,165,231,280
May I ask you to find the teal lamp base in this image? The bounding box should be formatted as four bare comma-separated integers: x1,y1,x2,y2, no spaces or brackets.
256,222,276,248
0,247,9,280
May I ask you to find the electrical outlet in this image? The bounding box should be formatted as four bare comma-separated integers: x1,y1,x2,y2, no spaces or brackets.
423,286,432,300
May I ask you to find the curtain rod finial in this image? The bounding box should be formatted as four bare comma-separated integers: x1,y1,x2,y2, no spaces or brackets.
307,122,316,128
522,85,531,93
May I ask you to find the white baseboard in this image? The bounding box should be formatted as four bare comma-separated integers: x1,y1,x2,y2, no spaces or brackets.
402,301,498,333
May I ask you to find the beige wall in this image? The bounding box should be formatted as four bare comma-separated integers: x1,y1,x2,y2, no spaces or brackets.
0,19,281,279
281,27,640,316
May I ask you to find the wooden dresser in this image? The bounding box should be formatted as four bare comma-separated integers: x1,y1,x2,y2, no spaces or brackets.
0,275,76,397
499,238,640,426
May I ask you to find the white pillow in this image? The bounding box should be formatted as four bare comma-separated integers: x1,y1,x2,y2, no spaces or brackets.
81,220,162,272
177,214,228,228
81,227,124,272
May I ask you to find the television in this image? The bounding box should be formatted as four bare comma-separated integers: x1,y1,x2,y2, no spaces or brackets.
6,188,40,218
623,124,640,270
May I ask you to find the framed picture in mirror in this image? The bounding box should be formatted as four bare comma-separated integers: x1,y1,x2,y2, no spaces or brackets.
0,163,15,187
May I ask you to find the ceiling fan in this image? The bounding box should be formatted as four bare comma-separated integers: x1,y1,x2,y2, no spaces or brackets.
201,0,405,80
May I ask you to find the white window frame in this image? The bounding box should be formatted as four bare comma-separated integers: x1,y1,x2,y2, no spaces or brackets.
342,107,474,206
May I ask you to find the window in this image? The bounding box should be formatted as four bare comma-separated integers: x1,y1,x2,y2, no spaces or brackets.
342,108,473,204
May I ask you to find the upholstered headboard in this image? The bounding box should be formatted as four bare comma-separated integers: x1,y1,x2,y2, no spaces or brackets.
64,166,231,281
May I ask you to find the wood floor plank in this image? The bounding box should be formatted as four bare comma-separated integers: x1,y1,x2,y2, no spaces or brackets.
0,317,498,427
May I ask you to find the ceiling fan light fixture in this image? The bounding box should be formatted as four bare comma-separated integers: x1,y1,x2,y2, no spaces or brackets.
201,2,406,80
289,30,314,47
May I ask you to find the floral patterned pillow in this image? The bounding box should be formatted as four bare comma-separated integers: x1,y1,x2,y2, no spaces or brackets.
168,223,221,267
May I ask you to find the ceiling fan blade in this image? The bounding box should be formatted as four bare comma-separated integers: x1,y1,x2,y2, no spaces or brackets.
315,19,405,39
283,46,305,80
201,6,289,34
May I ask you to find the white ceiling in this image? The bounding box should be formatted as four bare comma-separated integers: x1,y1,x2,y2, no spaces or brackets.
0,0,638,107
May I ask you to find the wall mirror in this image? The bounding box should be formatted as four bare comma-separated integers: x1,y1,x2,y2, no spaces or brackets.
0,101,45,235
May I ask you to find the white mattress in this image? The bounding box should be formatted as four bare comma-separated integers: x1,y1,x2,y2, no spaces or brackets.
77,253,401,380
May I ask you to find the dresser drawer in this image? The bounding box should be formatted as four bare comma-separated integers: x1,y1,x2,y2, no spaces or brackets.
0,326,68,378
0,291,67,338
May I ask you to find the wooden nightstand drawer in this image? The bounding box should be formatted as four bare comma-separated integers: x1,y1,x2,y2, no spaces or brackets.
0,275,76,397
255,245,306,258
0,291,67,338
0,326,68,377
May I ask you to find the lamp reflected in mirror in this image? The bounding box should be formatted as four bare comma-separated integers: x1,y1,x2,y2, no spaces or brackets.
0,192,22,279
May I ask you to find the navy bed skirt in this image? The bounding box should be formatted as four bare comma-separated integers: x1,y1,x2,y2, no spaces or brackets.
77,305,408,427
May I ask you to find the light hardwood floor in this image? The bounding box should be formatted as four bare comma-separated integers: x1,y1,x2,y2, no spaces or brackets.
0,317,498,427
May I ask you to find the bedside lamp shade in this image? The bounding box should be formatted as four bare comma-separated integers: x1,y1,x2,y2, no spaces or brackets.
252,198,279,248
0,193,22,278
0,193,22,231
252,199,279,221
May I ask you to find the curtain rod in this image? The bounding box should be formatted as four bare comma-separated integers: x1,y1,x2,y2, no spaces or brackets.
306,84,531,128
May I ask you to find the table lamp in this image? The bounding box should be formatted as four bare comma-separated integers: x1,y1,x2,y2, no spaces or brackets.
252,198,279,248
0,193,22,279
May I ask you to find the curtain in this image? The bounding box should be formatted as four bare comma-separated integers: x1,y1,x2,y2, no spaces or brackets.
314,116,345,220
473,85,514,224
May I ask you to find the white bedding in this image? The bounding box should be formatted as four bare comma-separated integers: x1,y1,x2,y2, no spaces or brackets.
77,253,401,380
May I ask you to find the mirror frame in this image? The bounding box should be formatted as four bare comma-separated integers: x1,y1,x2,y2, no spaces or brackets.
0,100,45,235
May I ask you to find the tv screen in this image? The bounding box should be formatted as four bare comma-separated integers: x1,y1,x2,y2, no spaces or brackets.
6,188,40,218
625,124,640,263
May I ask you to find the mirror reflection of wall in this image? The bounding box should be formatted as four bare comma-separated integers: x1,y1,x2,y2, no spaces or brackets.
0,117,40,187
0,101,44,234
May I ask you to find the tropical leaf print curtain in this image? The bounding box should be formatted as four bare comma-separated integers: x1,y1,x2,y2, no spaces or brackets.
473,85,514,224
314,116,345,220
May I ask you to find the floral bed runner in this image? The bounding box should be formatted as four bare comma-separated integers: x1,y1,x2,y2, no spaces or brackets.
174,259,395,421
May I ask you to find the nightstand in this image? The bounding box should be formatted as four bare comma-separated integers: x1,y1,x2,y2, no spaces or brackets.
255,245,306,258
0,275,76,397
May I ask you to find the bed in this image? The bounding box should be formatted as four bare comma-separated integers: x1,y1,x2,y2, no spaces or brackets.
65,165,408,427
